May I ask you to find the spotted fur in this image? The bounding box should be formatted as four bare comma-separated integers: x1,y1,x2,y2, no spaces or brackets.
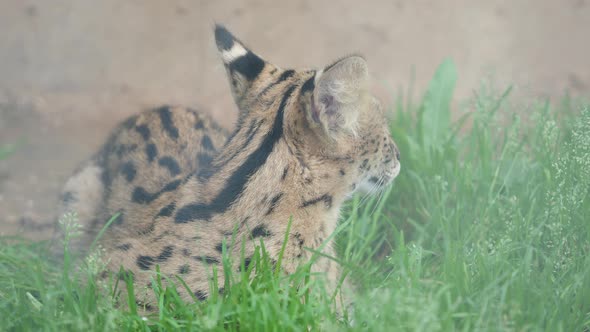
55,25,401,312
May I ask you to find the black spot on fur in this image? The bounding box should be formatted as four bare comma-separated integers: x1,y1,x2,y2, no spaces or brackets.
294,232,305,258
132,188,152,204
203,256,220,264
182,248,191,257
137,256,155,270
339,169,346,176
115,210,125,225
174,204,213,222
229,51,265,81
135,124,151,140
301,193,333,209
158,156,181,176
120,161,137,182
201,135,215,150
194,120,205,130
193,256,220,264
194,290,208,301
116,243,132,251
360,159,369,170
156,246,174,262
175,86,296,224
281,166,289,181
294,232,305,247
156,203,176,218
146,143,158,162
251,225,271,238
132,179,182,204
215,242,224,253
214,24,234,50
369,176,379,184
239,257,253,272
178,264,190,274
265,193,283,215
157,106,179,140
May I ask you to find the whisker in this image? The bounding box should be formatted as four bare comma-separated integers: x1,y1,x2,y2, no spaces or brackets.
358,180,379,208
368,177,386,217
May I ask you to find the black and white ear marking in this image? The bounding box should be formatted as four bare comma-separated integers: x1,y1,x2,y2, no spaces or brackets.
214,25,235,51
214,24,267,102
214,25,250,65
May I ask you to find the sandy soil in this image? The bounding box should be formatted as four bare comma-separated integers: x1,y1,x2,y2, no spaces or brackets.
0,0,589,240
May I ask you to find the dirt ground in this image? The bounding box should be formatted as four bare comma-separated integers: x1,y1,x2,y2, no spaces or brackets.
0,0,589,240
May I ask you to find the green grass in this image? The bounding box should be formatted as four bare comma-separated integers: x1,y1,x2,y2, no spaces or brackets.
1,60,589,331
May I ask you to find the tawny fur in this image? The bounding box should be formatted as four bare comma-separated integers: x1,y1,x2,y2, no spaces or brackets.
56,25,401,311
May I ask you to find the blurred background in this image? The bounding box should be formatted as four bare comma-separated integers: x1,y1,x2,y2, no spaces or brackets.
0,0,589,239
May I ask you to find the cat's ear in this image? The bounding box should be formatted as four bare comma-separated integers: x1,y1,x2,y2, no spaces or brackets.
308,56,369,137
214,24,275,106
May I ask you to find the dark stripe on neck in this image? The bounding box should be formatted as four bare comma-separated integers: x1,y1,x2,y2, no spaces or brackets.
158,156,181,176
301,75,315,94
259,70,295,97
217,119,263,168
175,85,296,223
198,118,264,180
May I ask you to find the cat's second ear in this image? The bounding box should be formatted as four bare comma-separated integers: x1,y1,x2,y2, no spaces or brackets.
310,56,369,136
214,24,274,105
